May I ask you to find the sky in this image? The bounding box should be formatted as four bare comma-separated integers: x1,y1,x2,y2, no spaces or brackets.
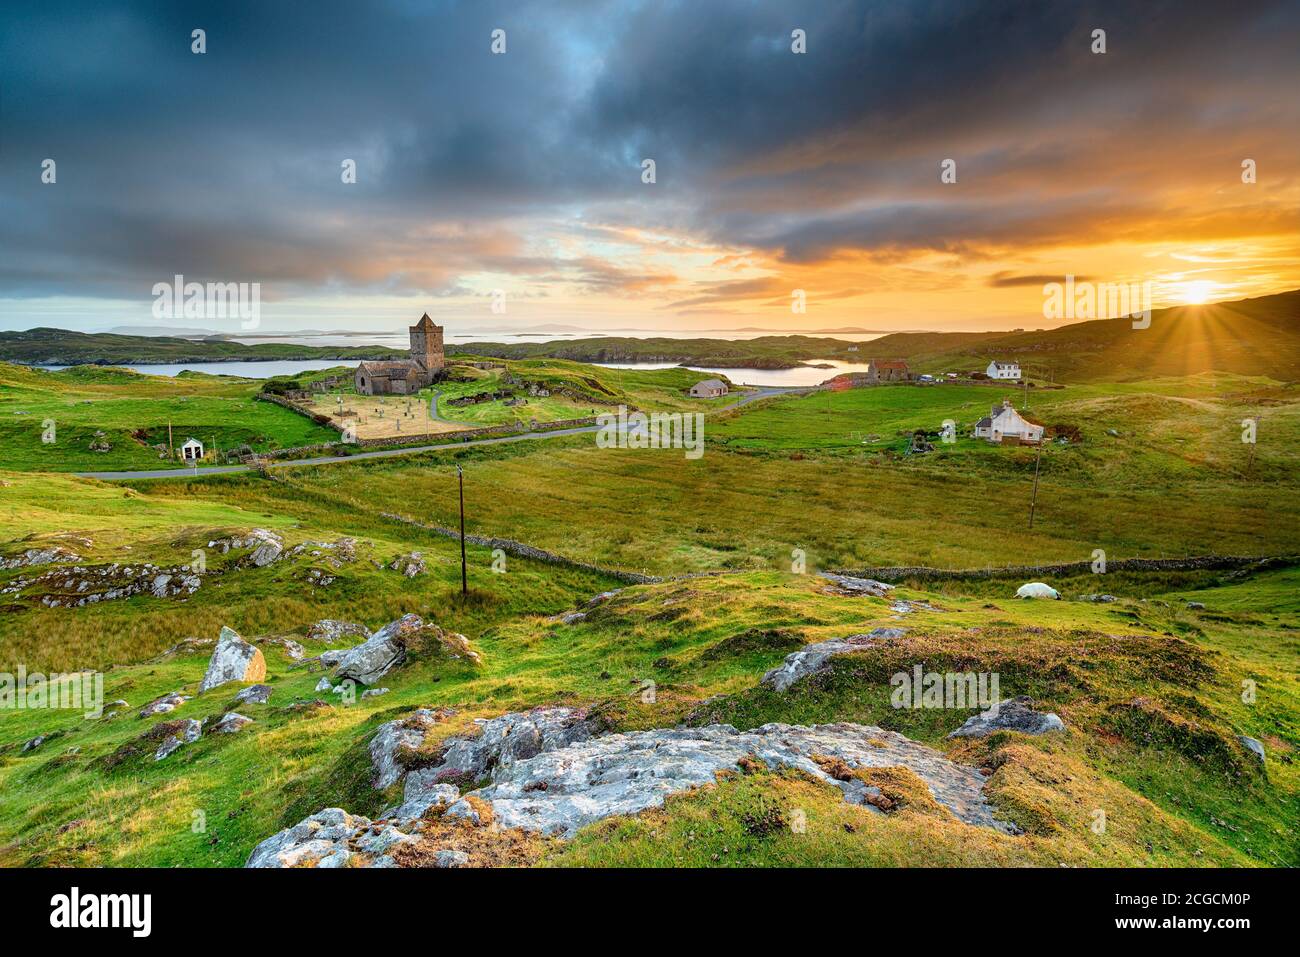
1,0,1298,336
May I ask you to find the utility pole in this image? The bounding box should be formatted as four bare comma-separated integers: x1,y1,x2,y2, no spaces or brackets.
168,421,174,460
456,464,467,596
1028,437,1044,529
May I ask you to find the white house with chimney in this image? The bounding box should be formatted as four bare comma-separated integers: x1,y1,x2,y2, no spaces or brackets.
974,400,1043,444
986,360,1021,380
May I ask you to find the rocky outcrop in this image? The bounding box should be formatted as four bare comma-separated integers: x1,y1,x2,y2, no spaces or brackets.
211,529,283,567
367,705,590,792
0,545,81,570
369,708,457,789
138,691,189,718
245,808,375,868
388,552,426,577
155,718,202,760
383,769,461,824
306,620,371,645
334,618,411,686
947,696,1066,738
434,707,595,781
249,714,1014,866
5,561,201,608
819,573,895,598
473,722,1012,836
333,614,478,686
318,649,348,668
233,684,272,705
214,712,253,733
198,627,267,693
761,628,907,692
287,538,357,568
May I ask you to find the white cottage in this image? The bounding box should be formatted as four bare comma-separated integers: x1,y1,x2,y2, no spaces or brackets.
689,378,729,398
974,400,1043,444
180,437,205,462
986,360,1021,380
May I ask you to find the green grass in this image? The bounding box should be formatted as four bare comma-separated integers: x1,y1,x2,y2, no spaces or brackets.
423,358,745,426
0,365,1296,869
177,424,1294,578
709,374,1297,484
0,357,751,472
0,364,338,471
1,568,1293,866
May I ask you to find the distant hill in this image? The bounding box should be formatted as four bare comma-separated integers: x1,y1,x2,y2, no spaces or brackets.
0,328,407,365
872,291,1300,382
107,325,223,337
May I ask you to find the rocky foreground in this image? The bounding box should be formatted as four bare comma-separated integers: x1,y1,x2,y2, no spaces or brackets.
247,705,1016,868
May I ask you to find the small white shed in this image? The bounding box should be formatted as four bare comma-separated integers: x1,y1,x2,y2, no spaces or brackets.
180,437,205,462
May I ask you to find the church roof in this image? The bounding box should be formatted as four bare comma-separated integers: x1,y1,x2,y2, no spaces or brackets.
358,360,421,378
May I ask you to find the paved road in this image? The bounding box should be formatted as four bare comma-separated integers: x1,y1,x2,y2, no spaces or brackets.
76,387,797,481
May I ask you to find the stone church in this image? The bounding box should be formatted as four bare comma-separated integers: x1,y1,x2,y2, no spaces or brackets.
354,313,445,395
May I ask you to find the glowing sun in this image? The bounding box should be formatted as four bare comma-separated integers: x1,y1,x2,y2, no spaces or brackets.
1180,279,1217,305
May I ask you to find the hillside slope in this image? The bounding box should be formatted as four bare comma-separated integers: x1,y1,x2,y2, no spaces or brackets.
877,291,1300,382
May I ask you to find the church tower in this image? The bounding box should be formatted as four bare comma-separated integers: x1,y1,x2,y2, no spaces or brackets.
408,313,445,372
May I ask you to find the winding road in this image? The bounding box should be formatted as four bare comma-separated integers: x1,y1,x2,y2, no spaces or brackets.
75,386,799,481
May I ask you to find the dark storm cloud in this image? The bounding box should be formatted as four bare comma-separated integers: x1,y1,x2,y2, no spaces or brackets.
0,0,1297,302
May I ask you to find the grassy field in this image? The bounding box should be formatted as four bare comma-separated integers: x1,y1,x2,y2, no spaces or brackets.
133,374,1293,579
0,563,1293,867
0,364,339,471
0,362,1296,870
0,359,747,471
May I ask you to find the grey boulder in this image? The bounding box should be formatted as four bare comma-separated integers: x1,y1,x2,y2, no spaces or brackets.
233,683,272,705
383,769,461,824
947,696,1066,738
1238,735,1266,765
198,627,267,693
761,628,906,692
214,712,253,733
819,573,895,598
